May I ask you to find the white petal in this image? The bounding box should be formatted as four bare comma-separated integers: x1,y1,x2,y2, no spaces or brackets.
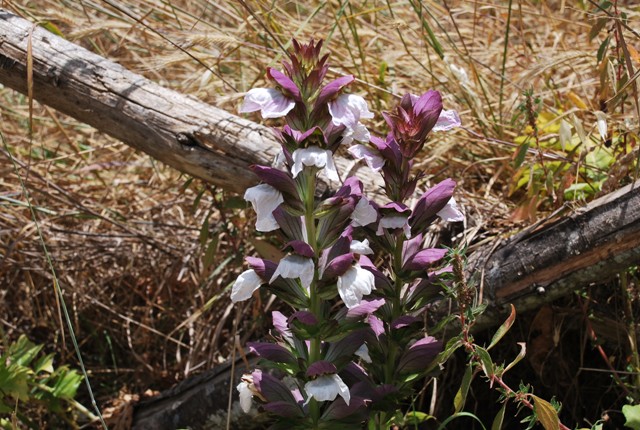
348,144,385,171
270,255,315,290
291,147,339,182
337,264,375,309
595,111,607,140
436,198,464,222
351,122,371,143
244,184,283,232
231,270,263,302
240,88,295,119
304,374,350,405
351,198,377,227
433,109,461,132
355,344,372,363
329,94,373,128
237,381,253,413
376,214,412,238
350,239,373,255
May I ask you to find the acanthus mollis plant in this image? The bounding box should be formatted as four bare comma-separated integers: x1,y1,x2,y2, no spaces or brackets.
232,39,463,430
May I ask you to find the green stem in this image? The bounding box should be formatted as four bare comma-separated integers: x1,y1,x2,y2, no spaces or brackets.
303,169,321,428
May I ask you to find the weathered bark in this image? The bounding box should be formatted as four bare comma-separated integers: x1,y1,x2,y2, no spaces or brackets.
0,9,375,195
464,182,640,329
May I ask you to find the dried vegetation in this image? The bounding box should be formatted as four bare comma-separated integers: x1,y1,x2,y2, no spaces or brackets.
1,0,639,428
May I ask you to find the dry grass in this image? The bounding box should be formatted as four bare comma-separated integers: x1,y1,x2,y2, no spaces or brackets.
1,0,639,427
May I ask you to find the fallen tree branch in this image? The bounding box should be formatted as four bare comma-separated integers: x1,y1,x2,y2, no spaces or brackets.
0,8,374,195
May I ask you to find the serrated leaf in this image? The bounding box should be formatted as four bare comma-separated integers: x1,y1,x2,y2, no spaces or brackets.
491,403,507,430
532,395,560,430
454,364,474,412
475,346,494,378
488,304,516,350
504,342,527,374
623,404,640,430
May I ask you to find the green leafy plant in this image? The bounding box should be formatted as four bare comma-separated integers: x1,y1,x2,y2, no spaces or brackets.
0,335,86,429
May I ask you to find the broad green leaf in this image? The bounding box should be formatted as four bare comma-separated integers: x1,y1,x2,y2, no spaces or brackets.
454,364,474,412
488,304,516,350
475,346,494,378
491,403,507,430
623,404,640,430
51,370,82,399
532,395,560,430
33,354,54,374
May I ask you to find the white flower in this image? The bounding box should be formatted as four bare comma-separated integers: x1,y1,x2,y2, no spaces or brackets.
337,264,375,309
376,214,412,238
237,380,253,413
354,344,372,363
270,255,315,290
244,184,283,232
351,198,377,227
231,269,263,302
350,239,373,255
239,88,295,118
436,197,464,222
595,111,608,140
291,146,339,182
433,109,462,132
304,374,350,405
347,144,385,171
329,94,374,146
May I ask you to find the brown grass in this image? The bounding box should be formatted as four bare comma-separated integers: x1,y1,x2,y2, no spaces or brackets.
1,0,639,427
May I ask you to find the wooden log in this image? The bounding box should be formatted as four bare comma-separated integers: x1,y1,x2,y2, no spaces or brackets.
465,181,640,329
0,8,376,195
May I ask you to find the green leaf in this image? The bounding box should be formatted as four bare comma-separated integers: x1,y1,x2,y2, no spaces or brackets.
597,37,610,63
488,304,516,350
513,142,529,168
39,21,65,37
51,370,82,399
454,364,474,412
623,404,640,430
491,402,507,430
202,236,219,268
33,354,54,374
504,342,527,374
532,395,560,430
475,346,494,378
404,411,434,425
589,17,609,41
